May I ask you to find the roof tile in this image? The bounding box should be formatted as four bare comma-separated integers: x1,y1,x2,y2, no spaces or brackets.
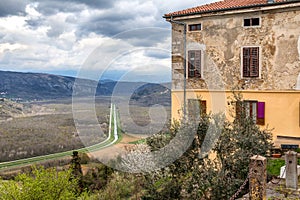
165,0,288,17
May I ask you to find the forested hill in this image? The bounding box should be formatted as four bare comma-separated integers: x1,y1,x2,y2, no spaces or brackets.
0,70,170,104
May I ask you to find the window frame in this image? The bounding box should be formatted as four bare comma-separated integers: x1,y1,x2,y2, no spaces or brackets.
188,23,202,31
236,100,265,125
188,99,207,119
241,46,261,79
187,50,203,79
243,17,261,28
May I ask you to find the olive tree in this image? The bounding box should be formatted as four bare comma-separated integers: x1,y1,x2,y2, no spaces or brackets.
142,94,273,200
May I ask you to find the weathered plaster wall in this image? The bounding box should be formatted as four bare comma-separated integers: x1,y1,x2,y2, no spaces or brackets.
171,6,300,90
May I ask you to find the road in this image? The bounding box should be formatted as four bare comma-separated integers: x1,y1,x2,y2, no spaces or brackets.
0,103,120,171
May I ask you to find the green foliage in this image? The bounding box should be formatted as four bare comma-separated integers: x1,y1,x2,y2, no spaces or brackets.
142,94,273,200
82,163,114,192
0,166,78,200
97,172,139,200
129,138,147,144
267,159,285,176
78,152,90,164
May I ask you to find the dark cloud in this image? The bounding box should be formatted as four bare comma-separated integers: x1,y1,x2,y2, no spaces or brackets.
35,1,84,15
77,10,136,37
65,0,114,9
115,28,170,47
34,0,114,16
25,18,44,30
78,20,128,37
77,7,168,44
0,0,29,17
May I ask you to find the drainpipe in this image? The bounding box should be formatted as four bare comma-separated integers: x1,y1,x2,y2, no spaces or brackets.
170,16,187,118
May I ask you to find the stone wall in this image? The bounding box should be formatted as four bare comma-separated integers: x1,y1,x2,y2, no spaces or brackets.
171,5,300,91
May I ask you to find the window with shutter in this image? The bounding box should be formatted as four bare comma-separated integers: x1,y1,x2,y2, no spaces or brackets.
242,47,259,78
236,100,265,125
188,50,201,78
188,99,206,119
257,102,265,125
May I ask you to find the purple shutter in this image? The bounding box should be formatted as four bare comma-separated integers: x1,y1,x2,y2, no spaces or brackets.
257,102,265,125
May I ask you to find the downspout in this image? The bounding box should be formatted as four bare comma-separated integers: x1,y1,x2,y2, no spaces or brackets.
170,16,187,118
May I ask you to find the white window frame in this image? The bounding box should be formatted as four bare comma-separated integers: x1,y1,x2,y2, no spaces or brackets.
188,23,202,32
186,49,204,79
243,17,261,28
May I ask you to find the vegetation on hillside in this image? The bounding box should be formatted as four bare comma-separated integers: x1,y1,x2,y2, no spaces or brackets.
0,94,273,199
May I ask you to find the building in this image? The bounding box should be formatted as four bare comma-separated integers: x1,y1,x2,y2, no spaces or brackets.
164,0,300,146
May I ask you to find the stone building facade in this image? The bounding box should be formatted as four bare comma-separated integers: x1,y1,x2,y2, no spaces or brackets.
164,0,300,145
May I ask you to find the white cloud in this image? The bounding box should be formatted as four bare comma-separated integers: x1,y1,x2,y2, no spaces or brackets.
25,3,41,18
0,0,218,82
0,43,28,53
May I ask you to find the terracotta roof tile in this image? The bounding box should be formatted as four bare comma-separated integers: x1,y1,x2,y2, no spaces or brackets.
164,0,288,17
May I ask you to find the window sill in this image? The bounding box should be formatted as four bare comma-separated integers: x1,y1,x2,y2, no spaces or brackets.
240,77,262,80
243,26,261,28
187,77,205,81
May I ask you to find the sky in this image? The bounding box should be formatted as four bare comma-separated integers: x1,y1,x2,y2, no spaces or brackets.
0,0,217,83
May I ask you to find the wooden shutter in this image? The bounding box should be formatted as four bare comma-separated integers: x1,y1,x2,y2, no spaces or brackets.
188,50,201,78
194,50,201,77
243,47,259,77
250,47,259,77
188,51,195,77
200,100,207,115
188,99,198,119
243,48,250,77
188,99,206,119
256,101,265,125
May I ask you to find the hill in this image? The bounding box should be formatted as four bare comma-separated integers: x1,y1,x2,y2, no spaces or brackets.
0,71,171,105
130,83,171,106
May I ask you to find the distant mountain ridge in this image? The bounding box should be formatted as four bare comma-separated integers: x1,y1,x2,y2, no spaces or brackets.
0,70,171,105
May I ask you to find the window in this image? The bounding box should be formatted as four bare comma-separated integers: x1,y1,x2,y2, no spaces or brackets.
188,99,206,119
242,47,259,78
189,24,202,31
236,100,265,125
188,50,201,78
244,18,260,27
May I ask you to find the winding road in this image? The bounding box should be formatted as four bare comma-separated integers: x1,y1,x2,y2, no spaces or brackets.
0,103,120,171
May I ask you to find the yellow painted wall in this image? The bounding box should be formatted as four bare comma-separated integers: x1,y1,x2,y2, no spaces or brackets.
172,90,300,142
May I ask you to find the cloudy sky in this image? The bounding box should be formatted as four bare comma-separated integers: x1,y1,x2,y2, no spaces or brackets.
0,0,216,82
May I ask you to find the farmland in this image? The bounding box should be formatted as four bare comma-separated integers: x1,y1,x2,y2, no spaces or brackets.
0,96,171,164
0,97,111,162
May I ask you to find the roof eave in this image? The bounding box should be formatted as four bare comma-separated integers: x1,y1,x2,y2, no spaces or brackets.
163,0,300,19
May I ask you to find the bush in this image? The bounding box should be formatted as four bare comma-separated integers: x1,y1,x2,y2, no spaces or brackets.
0,166,79,200
142,94,273,199
267,158,285,177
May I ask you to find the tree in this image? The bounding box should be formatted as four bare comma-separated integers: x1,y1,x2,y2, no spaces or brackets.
142,94,273,199
0,166,78,200
70,151,83,193
82,163,113,192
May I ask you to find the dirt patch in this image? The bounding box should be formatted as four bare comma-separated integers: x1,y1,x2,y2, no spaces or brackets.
87,134,144,164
